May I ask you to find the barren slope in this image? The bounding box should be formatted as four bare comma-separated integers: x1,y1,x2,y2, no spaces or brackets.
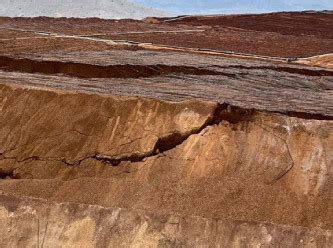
1,11,333,57
0,13,332,247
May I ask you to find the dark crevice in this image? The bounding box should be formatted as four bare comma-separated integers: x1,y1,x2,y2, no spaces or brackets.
273,111,333,121
89,151,156,167
154,132,190,153
155,103,254,153
225,65,333,77
76,103,256,166
0,55,235,79
1,103,330,171
217,103,333,121
213,103,255,124
0,169,19,179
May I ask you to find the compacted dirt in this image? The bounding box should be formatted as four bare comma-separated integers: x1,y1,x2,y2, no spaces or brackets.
0,11,332,247
1,11,332,57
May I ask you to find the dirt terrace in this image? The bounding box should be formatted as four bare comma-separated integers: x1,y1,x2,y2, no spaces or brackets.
0,50,332,117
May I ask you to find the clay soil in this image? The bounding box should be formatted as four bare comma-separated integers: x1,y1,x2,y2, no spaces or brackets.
0,11,332,247
0,11,333,57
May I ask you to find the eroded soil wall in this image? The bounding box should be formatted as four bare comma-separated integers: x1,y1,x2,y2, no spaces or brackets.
0,85,332,236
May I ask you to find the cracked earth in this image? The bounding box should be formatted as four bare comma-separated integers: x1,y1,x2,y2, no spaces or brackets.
0,11,332,247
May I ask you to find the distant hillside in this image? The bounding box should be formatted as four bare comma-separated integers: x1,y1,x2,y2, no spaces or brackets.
0,0,167,19
134,0,333,15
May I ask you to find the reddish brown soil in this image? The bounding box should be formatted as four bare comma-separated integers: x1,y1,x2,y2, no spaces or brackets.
0,11,332,57
0,37,117,54
106,29,333,57
162,12,333,38
0,12,332,244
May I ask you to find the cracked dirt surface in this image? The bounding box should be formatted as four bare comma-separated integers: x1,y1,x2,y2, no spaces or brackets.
0,12,332,247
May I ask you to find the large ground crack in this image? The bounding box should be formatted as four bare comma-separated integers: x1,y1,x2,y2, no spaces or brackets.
1,102,328,176
0,55,235,79
88,103,254,166
0,103,255,169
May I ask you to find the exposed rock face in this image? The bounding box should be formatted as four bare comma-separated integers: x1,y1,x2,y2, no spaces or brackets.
0,13,332,247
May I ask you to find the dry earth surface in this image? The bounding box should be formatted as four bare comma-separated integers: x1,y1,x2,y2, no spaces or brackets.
0,11,332,247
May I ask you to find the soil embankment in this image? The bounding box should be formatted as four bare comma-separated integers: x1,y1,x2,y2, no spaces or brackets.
0,12,332,247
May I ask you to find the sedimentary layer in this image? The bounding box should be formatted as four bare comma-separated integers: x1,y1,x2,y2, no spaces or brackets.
1,194,332,247
0,12,332,247
0,84,332,232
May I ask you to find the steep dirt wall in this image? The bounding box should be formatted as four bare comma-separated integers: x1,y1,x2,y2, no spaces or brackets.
0,194,332,247
0,84,332,235
0,84,216,163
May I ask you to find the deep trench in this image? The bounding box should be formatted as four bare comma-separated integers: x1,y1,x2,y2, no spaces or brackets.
0,55,235,79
